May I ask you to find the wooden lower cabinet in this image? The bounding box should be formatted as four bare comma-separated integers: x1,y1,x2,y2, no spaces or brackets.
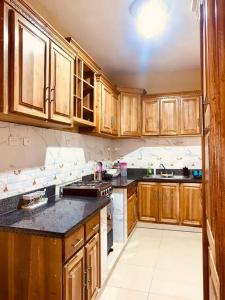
85,234,100,300
180,183,202,226
64,248,86,300
0,216,100,300
158,183,180,224
138,183,158,222
138,182,202,226
127,193,138,236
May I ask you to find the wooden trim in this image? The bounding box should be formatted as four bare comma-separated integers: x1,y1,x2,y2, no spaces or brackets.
66,37,101,73
146,90,201,98
117,86,146,95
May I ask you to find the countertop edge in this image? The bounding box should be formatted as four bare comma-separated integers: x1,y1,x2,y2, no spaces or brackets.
0,197,110,238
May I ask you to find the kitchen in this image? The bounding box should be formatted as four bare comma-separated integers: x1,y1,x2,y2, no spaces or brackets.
0,0,224,300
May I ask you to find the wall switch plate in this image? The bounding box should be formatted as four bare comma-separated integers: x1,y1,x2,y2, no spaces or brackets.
23,138,31,146
8,136,19,146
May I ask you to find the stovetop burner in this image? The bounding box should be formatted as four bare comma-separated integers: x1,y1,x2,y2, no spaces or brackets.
62,180,113,197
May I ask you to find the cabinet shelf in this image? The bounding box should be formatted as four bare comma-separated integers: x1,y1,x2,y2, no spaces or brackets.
83,106,94,113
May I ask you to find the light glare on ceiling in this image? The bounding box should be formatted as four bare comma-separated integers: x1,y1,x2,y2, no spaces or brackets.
136,0,169,38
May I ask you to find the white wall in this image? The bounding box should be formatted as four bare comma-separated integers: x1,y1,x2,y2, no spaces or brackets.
111,68,201,94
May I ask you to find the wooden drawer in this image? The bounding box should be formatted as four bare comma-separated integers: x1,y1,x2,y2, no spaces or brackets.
127,181,137,198
85,213,100,241
64,225,84,262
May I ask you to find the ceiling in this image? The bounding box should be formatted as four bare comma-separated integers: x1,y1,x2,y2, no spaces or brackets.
27,0,200,82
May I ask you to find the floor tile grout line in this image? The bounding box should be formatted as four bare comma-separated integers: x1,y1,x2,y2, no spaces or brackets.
137,225,202,235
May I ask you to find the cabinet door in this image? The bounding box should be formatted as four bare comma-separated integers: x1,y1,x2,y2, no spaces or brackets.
111,95,119,136
138,183,158,222
64,248,85,300
160,97,179,135
120,93,141,136
50,42,73,124
127,195,134,236
101,84,112,134
127,193,137,236
9,11,49,119
180,96,200,135
159,183,179,224
142,98,160,135
180,184,202,226
85,234,100,300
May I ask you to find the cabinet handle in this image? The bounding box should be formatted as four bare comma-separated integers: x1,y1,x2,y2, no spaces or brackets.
50,88,55,102
72,238,83,248
83,271,87,288
45,86,50,102
87,267,92,285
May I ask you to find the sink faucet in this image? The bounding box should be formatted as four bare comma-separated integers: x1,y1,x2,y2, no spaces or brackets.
159,163,166,170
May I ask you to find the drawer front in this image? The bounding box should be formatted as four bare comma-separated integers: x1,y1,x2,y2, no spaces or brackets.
127,182,137,198
85,213,100,241
64,225,84,262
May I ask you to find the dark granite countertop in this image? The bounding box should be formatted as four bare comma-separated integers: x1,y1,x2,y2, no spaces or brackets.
111,174,202,188
0,195,110,238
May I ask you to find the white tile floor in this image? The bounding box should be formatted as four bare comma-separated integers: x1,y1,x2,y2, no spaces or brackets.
99,227,203,300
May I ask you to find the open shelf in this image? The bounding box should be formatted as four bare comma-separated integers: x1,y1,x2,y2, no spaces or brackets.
73,58,95,125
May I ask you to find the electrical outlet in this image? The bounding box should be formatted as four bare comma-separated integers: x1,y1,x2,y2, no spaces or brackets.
8,136,19,146
23,138,31,146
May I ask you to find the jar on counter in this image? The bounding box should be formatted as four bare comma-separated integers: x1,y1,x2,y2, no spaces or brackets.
120,162,127,177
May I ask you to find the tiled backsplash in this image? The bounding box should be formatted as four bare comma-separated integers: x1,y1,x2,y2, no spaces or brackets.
113,136,202,169
0,121,202,200
0,121,112,200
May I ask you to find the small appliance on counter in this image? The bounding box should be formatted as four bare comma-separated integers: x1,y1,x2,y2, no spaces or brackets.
183,167,190,177
20,190,48,210
192,170,203,179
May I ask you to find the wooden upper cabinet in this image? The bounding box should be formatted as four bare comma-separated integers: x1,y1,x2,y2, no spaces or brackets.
119,88,145,137
138,183,158,222
111,94,119,135
101,84,112,134
142,97,160,135
50,42,74,124
180,183,202,226
9,11,49,119
85,234,100,300
64,248,85,300
160,97,179,135
180,96,200,135
158,183,180,224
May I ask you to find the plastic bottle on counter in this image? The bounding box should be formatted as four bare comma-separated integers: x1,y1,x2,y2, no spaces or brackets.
120,161,127,177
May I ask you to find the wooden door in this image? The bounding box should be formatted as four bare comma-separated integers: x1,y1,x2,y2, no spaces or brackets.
50,42,73,124
180,183,202,226
101,84,112,134
120,93,141,136
180,96,200,135
142,98,160,135
111,94,119,136
64,248,86,300
85,234,100,300
9,11,49,119
158,183,179,224
138,183,158,222
160,97,179,135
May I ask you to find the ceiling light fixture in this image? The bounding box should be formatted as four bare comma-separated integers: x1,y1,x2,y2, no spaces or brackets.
130,0,169,39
